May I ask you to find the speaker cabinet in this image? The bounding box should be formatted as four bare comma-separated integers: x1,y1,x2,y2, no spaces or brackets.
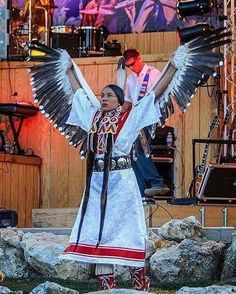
0,208,18,228
150,126,175,199
197,163,236,203
153,160,175,198
51,33,79,58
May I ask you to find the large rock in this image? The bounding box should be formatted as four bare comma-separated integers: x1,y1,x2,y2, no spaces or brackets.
0,286,23,294
30,281,80,294
157,216,202,242
0,239,37,279
150,239,225,283
177,285,236,293
0,228,24,249
21,232,92,281
221,232,236,280
146,229,162,259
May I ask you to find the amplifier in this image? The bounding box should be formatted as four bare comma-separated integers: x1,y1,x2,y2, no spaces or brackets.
150,126,176,197
197,163,236,203
150,145,175,160
0,208,18,228
51,32,79,58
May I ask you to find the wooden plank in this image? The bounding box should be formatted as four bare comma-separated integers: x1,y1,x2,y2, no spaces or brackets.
150,32,164,54
171,104,184,197
50,127,60,208
1,68,13,101
0,153,42,166
227,207,236,227
55,133,69,208
1,161,11,209
204,206,224,227
25,165,37,227
9,163,19,217
18,164,26,227
83,64,99,96
32,208,79,228
123,34,138,51
39,116,51,208
14,68,29,102
24,115,42,156
163,32,178,55
0,162,4,206
139,33,151,54
149,202,201,227
33,166,40,209
183,91,201,194
68,147,85,207
98,64,114,90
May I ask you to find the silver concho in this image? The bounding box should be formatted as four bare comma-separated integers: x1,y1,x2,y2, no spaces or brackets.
96,159,104,171
111,159,116,170
117,157,127,169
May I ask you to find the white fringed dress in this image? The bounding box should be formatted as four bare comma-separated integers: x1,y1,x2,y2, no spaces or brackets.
60,88,161,267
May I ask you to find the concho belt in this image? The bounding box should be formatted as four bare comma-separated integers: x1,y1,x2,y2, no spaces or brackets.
94,155,131,172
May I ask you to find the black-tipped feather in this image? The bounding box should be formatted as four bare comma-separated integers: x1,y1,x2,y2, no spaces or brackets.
150,27,231,122
27,41,90,148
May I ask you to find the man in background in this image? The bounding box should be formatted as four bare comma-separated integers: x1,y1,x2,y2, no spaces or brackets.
123,49,170,199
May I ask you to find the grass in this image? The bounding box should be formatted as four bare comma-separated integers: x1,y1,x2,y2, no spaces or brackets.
2,278,233,293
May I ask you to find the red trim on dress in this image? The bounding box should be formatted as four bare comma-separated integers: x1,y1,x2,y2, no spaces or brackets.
115,109,131,140
63,242,145,261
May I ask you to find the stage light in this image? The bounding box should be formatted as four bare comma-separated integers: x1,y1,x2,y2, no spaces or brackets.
177,22,212,43
176,0,214,19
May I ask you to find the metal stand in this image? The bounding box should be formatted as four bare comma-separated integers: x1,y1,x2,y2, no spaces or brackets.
28,0,51,45
8,115,24,154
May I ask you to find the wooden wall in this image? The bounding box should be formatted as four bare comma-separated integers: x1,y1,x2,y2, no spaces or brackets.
0,154,41,227
0,31,218,215
108,31,179,55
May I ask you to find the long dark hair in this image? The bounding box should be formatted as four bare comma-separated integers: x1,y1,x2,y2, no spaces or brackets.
75,85,124,247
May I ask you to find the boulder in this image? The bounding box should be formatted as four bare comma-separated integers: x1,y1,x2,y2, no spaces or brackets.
177,285,236,293
0,228,24,249
157,216,202,242
30,281,80,294
21,232,92,281
221,232,236,280
150,239,225,283
0,239,37,279
0,286,23,294
146,229,162,259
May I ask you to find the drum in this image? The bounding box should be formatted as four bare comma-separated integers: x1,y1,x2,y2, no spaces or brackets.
77,26,104,56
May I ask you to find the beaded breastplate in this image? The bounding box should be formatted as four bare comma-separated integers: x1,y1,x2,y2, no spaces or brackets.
89,105,122,154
